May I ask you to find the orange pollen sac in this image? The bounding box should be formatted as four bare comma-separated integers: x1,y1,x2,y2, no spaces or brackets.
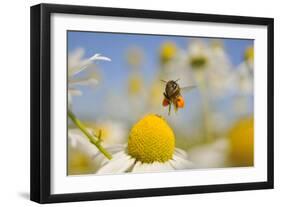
176,96,185,108
162,98,170,107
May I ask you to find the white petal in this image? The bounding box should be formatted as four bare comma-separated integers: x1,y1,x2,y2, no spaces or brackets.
68,129,99,157
70,54,111,77
92,144,127,167
68,129,83,148
174,148,189,159
104,144,127,154
69,63,90,77
132,161,174,173
69,78,98,86
100,122,128,145
68,88,82,96
96,151,135,174
68,132,78,148
90,53,111,62
68,48,85,70
188,138,229,168
131,161,148,173
169,153,194,170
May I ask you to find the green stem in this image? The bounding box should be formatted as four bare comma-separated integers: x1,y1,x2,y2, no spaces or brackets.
68,109,112,160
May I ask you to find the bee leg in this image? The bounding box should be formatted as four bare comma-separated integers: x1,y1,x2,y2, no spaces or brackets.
168,104,171,115
174,105,178,113
163,92,168,99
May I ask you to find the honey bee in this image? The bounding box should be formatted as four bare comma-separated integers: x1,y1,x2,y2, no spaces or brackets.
161,79,195,115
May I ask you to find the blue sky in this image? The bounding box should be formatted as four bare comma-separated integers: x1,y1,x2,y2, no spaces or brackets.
68,31,253,123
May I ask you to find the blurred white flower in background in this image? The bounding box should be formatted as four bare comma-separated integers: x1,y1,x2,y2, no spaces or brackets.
69,121,128,155
183,39,241,142
91,120,128,146
68,121,128,173
232,46,254,118
69,128,99,158
68,48,111,105
235,46,254,95
236,62,253,94
186,39,237,99
68,128,101,174
188,137,230,168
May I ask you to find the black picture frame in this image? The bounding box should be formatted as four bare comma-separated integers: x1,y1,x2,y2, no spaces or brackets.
30,3,274,204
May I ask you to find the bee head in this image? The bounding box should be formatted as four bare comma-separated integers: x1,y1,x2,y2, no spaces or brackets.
168,80,179,90
165,80,180,97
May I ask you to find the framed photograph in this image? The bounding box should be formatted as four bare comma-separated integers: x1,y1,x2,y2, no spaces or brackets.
30,3,274,203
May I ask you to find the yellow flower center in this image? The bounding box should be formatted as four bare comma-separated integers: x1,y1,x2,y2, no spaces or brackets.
189,55,208,69
211,40,224,50
228,117,254,166
128,114,175,163
128,76,143,95
68,149,95,175
160,42,177,64
244,46,254,64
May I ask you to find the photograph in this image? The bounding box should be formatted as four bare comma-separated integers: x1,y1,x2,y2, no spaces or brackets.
30,3,273,203
67,31,254,176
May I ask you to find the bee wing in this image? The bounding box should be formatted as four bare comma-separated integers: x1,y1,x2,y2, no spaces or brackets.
181,85,196,92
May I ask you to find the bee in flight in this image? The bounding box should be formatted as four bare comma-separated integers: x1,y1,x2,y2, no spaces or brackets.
161,79,195,115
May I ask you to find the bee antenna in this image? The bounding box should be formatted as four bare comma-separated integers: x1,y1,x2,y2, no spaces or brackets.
175,79,180,82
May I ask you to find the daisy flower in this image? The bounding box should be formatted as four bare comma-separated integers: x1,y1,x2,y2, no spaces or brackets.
68,146,98,175
188,137,230,168
186,39,237,98
68,120,128,165
96,114,193,174
228,117,254,166
187,39,209,72
235,46,254,95
160,42,177,65
232,46,254,117
128,75,144,96
68,48,111,104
